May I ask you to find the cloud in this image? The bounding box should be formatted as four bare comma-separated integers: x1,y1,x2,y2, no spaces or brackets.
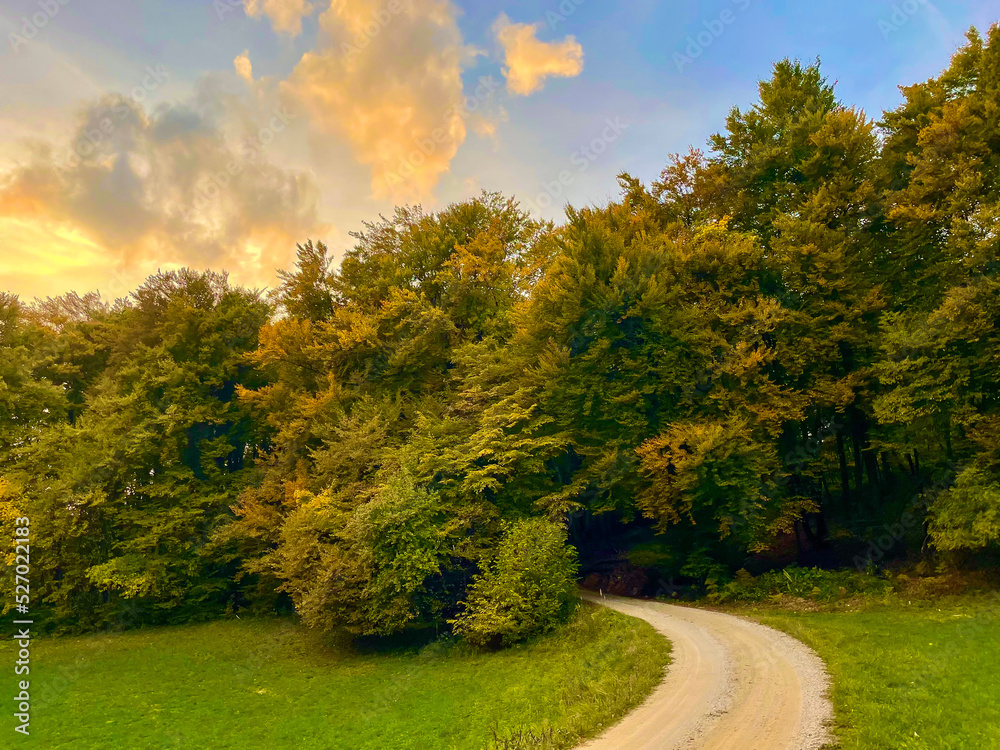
234,50,254,83
0,92,327,296
244,0,315,36
281,0,488,202
492,13,584,96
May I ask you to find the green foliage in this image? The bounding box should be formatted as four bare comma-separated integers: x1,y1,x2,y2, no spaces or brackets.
929,467,1000,551
711,565,895,604
0,293,69,454
274,471,476,635
625,541,674,571
7,27,1000,638
453,519,579,648
1,271,272,629
637,418,779,547
272,240,339,322
705,58,840,241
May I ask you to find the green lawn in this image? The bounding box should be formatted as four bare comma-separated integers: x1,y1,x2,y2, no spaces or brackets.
751,594,1000,750
1,603,667,750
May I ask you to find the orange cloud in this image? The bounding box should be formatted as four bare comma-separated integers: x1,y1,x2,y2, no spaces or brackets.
0,94,328,299
493,14,584,96
244,0,315,36
234,50,254,83
282,0,486,203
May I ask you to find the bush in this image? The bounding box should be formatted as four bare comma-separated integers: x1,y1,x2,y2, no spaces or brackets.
275,471,462,635
711,565,895,604
453,518,579,648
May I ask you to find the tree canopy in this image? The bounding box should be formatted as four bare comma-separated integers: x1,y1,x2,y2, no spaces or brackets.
4,26,1000,639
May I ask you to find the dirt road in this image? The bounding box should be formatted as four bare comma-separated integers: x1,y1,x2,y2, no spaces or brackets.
581,594,834,750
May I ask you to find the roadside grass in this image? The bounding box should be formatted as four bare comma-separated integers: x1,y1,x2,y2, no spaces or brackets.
0,601,667,750
746,593,1000,750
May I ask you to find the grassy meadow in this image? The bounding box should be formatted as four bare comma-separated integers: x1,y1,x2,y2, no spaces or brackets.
1,603,667,750
750,593,1000,750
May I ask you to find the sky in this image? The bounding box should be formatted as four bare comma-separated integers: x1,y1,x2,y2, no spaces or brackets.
0,0,996,300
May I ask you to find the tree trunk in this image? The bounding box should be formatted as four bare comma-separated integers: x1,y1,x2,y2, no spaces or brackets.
836,431,852,510
849,409,866,503
864,451,882,507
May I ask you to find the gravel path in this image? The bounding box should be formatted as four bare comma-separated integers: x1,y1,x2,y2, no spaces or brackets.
580,594,834,750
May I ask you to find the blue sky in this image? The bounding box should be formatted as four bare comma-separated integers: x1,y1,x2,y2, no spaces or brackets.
0,0,995,298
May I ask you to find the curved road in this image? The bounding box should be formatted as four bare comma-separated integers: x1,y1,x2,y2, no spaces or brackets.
581,594,834,750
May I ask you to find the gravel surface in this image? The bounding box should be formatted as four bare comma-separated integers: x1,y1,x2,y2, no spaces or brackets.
579,594,835,750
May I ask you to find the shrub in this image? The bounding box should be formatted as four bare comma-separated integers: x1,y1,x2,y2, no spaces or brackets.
275,471,462,635
711,565,895,603
453,518,579,648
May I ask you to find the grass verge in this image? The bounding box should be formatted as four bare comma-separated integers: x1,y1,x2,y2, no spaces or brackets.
746,593,1000,750
0,601,667,750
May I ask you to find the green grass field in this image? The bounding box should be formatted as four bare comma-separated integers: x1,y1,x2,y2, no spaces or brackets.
752,594,1000,750
1,603,667,750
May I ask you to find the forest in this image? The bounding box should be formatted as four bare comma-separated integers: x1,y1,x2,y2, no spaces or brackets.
2,25,999,644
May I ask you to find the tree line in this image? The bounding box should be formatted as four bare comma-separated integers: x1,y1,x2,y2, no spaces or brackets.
2,26,999,639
